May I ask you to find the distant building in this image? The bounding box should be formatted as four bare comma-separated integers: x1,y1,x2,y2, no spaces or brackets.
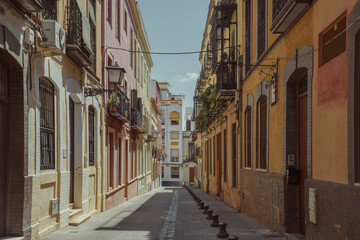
159,83,185,186
182,108,196,186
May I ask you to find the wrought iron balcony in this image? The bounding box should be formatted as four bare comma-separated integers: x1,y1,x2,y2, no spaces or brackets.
171,157,179,162
42,0,57,20
107,88,130,122
66,4,92,66
216,62,237,101
131,108,143,131
14,0,41,12
271,0,312,33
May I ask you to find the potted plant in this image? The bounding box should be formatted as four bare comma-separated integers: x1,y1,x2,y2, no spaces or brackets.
107,92,119,112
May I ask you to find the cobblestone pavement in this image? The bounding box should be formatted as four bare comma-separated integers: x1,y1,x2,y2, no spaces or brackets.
41,187,285,240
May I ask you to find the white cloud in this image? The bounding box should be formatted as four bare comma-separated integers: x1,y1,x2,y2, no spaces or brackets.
175,73,199,83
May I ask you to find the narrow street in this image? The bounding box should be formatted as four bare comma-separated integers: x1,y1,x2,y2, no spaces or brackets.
42,187,284,240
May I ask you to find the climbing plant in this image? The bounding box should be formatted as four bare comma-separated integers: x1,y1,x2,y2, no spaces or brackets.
195,85,226,134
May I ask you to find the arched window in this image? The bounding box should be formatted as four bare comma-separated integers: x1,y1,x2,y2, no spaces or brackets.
257,96,267,169
170,111,179,125
40,77,55,170
244,106,252,168
88,106,95,166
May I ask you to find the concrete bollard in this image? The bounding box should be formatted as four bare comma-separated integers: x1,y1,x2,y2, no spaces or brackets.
203,205,209,214
211,214,219,227
217,223,229,238
199,202,205,210
206,210,213,220
228,236,239,240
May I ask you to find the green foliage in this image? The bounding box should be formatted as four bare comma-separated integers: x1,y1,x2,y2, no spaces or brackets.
107,92,119,107
195,85,225,134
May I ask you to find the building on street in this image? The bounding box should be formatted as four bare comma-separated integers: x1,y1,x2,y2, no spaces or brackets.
159,82,185,186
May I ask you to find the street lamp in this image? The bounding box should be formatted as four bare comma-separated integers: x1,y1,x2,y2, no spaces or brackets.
84,65,126,97
106,65,126,85
145,130,159,143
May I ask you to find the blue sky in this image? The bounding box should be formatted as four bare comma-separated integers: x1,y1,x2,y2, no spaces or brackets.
137,0,210,107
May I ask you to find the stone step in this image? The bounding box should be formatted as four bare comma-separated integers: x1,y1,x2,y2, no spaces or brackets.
285,233,306,240
69,213,91,226
69,208,82,222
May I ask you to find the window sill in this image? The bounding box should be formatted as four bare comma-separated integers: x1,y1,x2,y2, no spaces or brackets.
354,183,360,187
255,168,268,172
243,167,252,170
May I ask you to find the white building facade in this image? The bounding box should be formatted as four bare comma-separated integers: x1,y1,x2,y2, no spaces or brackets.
159,83,185,186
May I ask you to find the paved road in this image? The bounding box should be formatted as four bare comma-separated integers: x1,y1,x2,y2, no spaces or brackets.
42,187,285,240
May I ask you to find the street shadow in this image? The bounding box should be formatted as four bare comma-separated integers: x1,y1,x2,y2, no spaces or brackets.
95,189,177,240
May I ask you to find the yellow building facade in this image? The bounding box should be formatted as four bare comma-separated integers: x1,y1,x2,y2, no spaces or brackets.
196,0,360,239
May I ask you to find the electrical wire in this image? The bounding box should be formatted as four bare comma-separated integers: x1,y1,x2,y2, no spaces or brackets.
105,15,360,60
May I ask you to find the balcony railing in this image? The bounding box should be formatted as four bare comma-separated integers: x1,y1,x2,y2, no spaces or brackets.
66,4,92,66
171,157,179,162
108,88,130,122
131,108,143,131
271,0,312,33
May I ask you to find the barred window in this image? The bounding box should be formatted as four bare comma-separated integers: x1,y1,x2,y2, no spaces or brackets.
171,167,179,178
40,78,55,170
88,106,95,166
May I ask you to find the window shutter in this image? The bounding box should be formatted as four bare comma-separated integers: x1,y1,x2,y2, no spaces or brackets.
131,89,137,108
75,0,93,54
259,97,267,169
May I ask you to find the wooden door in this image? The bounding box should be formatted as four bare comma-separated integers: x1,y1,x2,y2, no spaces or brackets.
0,100,8,236
189,167,195,184
125,140,128,198
298,76,307,234
216,133,222,193
69,98,75,204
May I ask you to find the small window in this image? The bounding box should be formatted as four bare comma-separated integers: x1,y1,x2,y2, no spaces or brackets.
162,166,164,178
170,131,179,139
171,167,180,178
116,0,120,40
107,0,112,25
170,111,179,125
320,15,346,66
186,120,191,131
170,149,179,162
256,96,267,169
124,8,128,33
130,29,133,68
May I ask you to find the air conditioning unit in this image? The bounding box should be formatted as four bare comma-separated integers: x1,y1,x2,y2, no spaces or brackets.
41,20,66,54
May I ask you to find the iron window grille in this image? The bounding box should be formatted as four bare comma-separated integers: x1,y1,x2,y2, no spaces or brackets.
245,0,251,73
257,0,266,58
40,78,55,170
89,21,96,73
88,106,95,166
42,0,57,20
66,0,83,47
